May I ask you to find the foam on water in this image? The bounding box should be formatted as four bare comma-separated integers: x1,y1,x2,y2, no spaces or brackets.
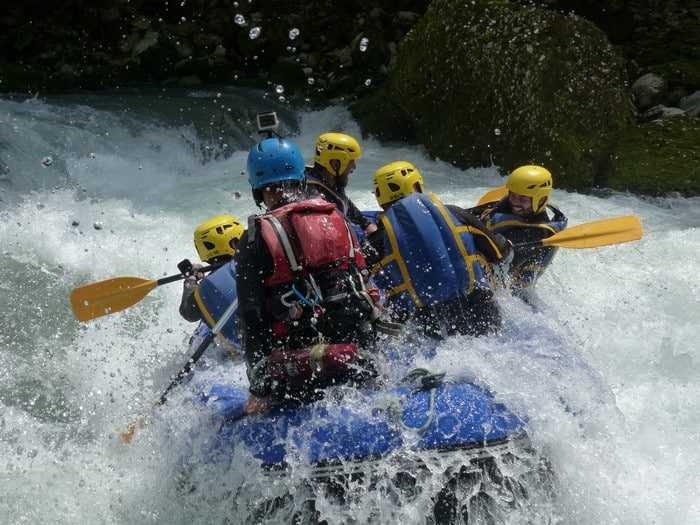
0,90,698,524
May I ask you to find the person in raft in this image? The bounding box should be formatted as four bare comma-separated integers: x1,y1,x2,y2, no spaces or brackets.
362,161,513,339
305,132,377,239
179,214,245,359
235,137,380,415
179,214,244,322
469,165,567,301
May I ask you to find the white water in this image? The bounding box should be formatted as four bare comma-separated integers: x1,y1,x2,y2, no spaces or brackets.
0,88,698,524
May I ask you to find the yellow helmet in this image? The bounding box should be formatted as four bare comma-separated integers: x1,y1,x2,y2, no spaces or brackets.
506,165,553,213
313,132,362,176
193,215,244,264
373,161,425,207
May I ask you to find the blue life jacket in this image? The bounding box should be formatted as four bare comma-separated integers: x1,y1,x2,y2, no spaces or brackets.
194,259,241,354
371,193,491,313
483,203,567,288
305,170,350,215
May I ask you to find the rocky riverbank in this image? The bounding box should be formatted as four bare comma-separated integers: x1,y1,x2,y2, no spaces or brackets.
1,0,698,196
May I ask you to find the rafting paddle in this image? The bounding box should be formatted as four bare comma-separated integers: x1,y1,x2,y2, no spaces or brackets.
120,297,239,443
517,215,643,249
70,261,214,322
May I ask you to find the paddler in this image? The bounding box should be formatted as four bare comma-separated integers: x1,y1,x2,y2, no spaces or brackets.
236,137,379,415
305,132,378,240
469,165,568,301
179,214,244,322
362,161,512,339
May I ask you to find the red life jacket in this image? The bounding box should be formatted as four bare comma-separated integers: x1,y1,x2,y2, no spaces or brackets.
258,197,366,287
256,197,369,337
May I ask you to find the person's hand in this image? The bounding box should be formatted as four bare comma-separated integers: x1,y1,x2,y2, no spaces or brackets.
244,394,270,415
186,262,205,281
364,222,378,235
501,242,514,267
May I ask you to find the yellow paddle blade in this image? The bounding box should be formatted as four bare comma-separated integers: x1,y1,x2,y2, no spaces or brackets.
475,186,508,206
542,215,643,249
70,276,159,322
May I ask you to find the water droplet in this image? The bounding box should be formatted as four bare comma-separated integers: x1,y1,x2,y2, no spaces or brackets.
359,37,369,52
307,77,315,85
234,14,245,26
275,85,285,95
249,27,261,39
364,78,372,86
494,128,501,136
41,156,53,167
289,28,300,40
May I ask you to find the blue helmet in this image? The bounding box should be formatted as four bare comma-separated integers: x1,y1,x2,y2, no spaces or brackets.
246,138,305,190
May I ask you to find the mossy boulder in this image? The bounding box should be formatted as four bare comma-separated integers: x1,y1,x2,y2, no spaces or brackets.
608,115,700,197
353,0,632,192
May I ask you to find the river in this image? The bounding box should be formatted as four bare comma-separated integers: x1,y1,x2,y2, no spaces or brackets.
0,87,697,524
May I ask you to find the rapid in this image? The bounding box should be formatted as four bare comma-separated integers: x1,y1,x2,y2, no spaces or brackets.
0,88,697,524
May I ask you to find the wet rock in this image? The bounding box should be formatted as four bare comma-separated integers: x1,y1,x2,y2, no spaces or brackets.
355,0,631,192
679,90,700,117
631,73,668,112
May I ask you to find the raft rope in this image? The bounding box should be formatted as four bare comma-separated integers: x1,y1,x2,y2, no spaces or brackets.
387,367,446,433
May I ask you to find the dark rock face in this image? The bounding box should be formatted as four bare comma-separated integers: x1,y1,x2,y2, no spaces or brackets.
0,1,429,99
360,0,631,191
1,0,698,196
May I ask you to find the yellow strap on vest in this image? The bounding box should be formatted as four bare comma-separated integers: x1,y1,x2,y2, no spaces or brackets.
192,286,239,360
309,343,328,373
427,193,484,294
376,213,425,307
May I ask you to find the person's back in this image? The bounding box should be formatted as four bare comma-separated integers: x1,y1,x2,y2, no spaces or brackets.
236,137,378,414
364,161,511,339
470,165,567,295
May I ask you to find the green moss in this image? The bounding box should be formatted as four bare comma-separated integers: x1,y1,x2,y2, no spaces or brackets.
377,0,631,190
608,116,700,197
632,20,700,92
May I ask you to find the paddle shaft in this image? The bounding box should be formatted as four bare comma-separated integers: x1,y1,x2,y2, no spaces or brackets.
157,265,215,286
157,298,239,406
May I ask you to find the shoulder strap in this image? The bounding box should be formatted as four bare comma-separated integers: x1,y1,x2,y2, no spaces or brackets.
263,214,302,273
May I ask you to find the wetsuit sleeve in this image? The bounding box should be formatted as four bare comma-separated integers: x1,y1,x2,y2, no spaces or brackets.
360,222,386,269
179,279,203,322
446,204,510,263
235,228,274,397
467,196,509,221
347,199,372,231
465,203,490,219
